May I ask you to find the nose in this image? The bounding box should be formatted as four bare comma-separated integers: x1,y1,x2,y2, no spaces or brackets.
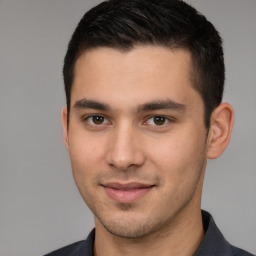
106,123,146,170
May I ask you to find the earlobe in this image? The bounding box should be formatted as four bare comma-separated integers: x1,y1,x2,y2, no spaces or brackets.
61,106,69,151
206,103,234,159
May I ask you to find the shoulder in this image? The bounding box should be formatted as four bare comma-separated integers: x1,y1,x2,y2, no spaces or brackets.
196,211,255,256
43,229,95,256
230,245,255,256
44,240,86,256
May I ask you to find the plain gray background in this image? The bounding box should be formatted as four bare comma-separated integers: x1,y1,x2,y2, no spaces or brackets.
0,0,255,255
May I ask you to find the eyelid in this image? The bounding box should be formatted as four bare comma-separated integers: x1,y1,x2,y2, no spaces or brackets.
80,114,175,128
143,115,175,126
81,114,111,125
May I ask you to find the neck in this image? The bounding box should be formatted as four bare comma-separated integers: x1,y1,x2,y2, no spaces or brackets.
94,205,204,256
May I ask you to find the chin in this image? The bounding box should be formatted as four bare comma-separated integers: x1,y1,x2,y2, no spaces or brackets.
97,211,169,239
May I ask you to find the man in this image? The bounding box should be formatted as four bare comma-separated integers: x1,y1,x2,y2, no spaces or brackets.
45,0,254,255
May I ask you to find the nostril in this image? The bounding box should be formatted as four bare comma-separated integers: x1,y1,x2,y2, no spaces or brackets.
106,148,146,170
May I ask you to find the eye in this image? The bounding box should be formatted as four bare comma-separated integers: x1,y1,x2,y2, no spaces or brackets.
86,115,109,125
146,116,169,126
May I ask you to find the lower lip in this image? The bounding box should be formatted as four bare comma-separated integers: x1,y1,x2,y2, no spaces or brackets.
104,186,153,203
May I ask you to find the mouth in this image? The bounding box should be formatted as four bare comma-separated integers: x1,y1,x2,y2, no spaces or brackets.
102,182,155,203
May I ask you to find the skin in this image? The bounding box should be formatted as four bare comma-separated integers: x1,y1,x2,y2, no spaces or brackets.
62,46,234,256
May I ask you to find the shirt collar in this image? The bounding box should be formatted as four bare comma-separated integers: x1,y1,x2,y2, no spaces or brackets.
84,210,232,256
194,210,232,255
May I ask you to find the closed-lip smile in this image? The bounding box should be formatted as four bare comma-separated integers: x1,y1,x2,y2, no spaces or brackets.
102,182,155,203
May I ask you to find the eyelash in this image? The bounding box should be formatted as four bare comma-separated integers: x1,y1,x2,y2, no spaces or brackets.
144,116,171,126
83,115,111,126
82,115,174,128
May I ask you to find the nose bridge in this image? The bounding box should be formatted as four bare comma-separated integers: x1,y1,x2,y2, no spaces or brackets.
106,121,145,170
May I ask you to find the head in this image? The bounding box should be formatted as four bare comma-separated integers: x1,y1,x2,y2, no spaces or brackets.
61,0,233,240
63,0,225,128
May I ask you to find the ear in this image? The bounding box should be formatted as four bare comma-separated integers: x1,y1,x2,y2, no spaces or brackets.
61,106,69,152
206,103,234,159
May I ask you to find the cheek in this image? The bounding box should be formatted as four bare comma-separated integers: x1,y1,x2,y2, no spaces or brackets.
69,129,106,164
68,132,107,188
148,134,193,162
147,130,206,179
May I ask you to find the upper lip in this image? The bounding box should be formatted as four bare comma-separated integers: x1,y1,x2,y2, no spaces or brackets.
102,182,155,190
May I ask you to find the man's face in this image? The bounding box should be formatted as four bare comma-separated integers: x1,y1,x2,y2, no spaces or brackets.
63,46,209,238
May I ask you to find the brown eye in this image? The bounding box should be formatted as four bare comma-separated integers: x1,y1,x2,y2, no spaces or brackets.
86,115,107,125
153,116,166,125
146,116,169,126
92,116,105,125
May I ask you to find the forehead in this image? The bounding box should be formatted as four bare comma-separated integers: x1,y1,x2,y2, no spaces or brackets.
74,46,192,82
72,46,201,110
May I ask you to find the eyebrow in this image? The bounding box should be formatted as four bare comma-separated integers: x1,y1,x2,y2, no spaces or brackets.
136,99,186,112
73,98,186,112
73,99,110,111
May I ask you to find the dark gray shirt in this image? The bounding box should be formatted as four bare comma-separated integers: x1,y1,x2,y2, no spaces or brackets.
44,210,255,256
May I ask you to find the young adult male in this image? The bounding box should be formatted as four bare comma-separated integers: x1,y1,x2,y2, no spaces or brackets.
45,0,254,255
